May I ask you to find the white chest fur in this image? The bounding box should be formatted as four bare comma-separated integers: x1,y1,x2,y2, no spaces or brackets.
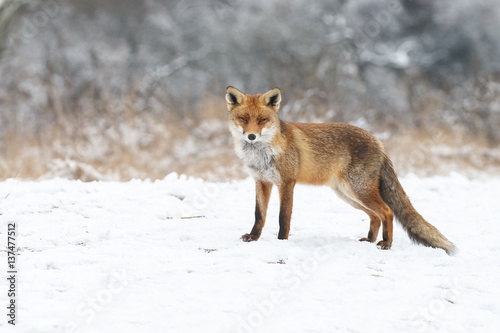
234,140,281,184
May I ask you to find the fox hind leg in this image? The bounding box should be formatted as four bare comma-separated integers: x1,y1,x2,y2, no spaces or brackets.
359,213,382,243
332,178,393,249
354,187,394,250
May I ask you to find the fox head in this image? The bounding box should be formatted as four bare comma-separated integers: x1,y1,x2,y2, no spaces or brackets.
225,86,281,144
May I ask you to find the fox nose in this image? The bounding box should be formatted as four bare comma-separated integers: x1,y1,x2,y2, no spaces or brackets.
248,134,256,141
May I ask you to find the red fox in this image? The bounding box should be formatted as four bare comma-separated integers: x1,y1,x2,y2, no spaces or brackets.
225,86,456,255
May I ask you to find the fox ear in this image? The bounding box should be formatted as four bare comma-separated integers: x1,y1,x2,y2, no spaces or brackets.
261,88,281,111
226,86,245,111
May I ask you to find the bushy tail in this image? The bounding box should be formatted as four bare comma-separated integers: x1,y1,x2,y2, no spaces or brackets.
379,157,457,255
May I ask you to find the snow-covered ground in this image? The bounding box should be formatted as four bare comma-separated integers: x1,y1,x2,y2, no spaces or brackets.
0,173,499,333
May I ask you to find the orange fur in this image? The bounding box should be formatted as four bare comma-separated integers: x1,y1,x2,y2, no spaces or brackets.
226,87,456,254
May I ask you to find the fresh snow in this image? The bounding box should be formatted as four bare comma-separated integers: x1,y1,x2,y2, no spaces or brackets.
1,173,499,333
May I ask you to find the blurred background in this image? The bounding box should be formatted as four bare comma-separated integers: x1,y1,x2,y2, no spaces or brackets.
0,0,499,181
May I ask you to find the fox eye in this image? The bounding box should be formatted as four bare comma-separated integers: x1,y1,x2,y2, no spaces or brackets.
239,117,248,123
259,118,266,123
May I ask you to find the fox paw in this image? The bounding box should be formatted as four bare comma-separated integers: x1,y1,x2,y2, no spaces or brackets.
377,241,392,250
241,233,260,242
359,237,376,243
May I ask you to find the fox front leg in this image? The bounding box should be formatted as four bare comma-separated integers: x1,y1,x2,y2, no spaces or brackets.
277,181,296,240
242,181,273,242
